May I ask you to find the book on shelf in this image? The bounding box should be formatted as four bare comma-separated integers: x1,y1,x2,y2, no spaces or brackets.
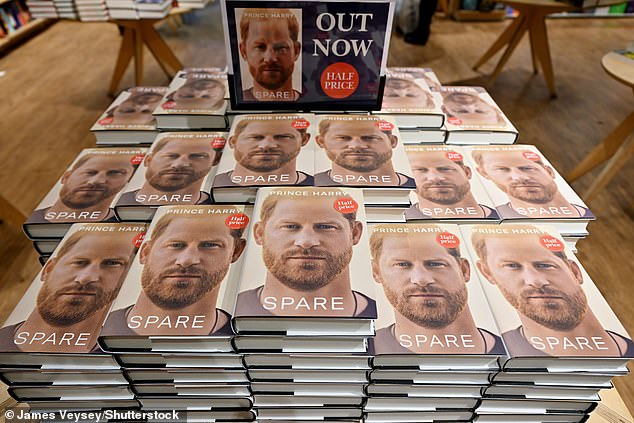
91,87,167,145
212,113,316,203
232,186,377,337
464,144,595,236
440,86,518,145
153,71,229,129
314,114,415,206
99,205,251,353
113,132,226,221
460,223,634,373
404,145,499,223
23,147,146,239
0,222,146,371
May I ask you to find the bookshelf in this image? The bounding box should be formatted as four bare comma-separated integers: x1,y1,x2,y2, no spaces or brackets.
0,17,51,52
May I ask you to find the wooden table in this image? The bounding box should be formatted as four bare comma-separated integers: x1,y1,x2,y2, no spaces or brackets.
473,0,576,97
567,51,634,202
108,13,185,97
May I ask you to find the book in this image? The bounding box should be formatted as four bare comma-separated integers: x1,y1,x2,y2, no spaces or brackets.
440,86,518,145
232,186,377,336
461,224,634,373
314,115,415,206
153,72,229,130
0,222,146,370
404,145,499,223
221,0,395,110
400,127,447,145
464,145,595,236
373,70,444,129
370,223,506,370
91,87,168,145
387,67,442,92
212,114,316,203
113,132,226,221
23,148,146,239
0,369,128,386
99,205,251,353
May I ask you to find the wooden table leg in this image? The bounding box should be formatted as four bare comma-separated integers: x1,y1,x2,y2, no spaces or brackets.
567,111,634,182
528,22,539,75
133,23,144,86
141,23,183,75
529,12,557,97
473,14,526,71
0,194,26,229
584,135,634,202
108,26,134,97
486,12,530,87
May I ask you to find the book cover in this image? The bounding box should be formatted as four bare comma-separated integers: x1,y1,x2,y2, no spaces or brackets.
387,67,441,91
461,224,634,359
465,145,594,222
91,87,168,131
182,67,230,99
213,114,315,188
24,148,146,230
378,70,441,116
370,223,506,356
314,114,415,189
153,72,228,116
114,132,226,209
404,145,498,221
0,223,146,354
440,86,514,131
234,187,377,319
221,0,395,110
100,205,251,339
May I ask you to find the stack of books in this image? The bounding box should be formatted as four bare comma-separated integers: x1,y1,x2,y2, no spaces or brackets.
53,0,76,18
153,69,229,130
113,132,226,222
25,0,57,18
373,67,446,145
98,205,255,422
462,145,594,251
91,87,168,145
0,223,146,415
23,147,146,264
367,222,507,423
75,0,108,21
460,224,634,422
232,186,377,422
135,0,171,19
173,0,210,8
106,0,137,19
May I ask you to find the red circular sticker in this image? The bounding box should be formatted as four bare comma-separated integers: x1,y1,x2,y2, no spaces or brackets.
130,154,145,165
162,101,175,109
333,197,359,214
446,151,463,162
133,232,146,248
320,62,359,99
292,119,310,130
376,120,394,131
523,151,541,161
98,117,113,125
212,137,226,149
539,235,565,252
447,117,463,126
225,213,249,229
436,232,460,249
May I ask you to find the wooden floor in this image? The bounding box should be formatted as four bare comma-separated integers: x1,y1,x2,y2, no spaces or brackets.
0,6,633,411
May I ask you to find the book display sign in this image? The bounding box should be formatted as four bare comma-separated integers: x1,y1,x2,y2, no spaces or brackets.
221,0,395,111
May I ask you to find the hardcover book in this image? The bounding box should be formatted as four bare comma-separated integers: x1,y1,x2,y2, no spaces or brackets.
399,126,447,145
212,113,316,203
221,0,395,110
461,224,634,372
233,186,377,336
23,148,146,239
0,223,146,368
114,132,226,221
440,86,518,145
370,223,506,370
91,87,168,145
404,145,499,223
99,205,251,353
153,71,229,129
313,114,415,205
387,67,441,91
464,145,595,236
373,70,443,129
